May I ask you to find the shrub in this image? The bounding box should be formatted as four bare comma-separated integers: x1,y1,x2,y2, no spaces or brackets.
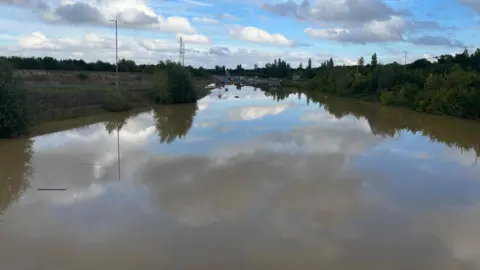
102,90,132,112
150,61,197,104
0,61,30,138
379,90,396,105
77,72,89,81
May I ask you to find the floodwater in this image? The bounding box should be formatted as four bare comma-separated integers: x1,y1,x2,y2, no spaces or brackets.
1,85,480,270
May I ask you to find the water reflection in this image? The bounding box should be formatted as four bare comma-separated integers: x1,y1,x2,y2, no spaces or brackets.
0,104,198,215
0,139,33,214
1,86,480,269
153,103,197,144
104,113,132,135
266,88,480,157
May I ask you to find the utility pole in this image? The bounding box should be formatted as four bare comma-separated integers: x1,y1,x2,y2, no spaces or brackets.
179,37,185,66
110,19,118,91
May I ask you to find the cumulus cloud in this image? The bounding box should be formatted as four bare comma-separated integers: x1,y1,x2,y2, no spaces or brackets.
3,32,357,68
17,32,60,50
229,26,294,46
208,46,230,56
138,38,178,52
461,0,480,14
408,35,465,48
176,33,210,44
305,16,406,43
2,0,195,33
0,0,48,9
16,31,118,50
262,0,400,23
192,17,219,24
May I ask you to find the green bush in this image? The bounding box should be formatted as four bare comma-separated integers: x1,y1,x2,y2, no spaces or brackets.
102,90,132,112
0,61,30,138
305,54,480,120
150,61,197,104
379,90,396,105
77,72,89,81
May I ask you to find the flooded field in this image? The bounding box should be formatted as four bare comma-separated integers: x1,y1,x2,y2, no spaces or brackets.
1,85,480,270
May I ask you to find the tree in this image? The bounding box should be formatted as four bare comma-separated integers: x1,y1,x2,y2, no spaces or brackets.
327,58,334,68
307,58,312,69
371,53,378,68
151,61,197,104
358,57,365,66
298,62,303,70
0,60,30,138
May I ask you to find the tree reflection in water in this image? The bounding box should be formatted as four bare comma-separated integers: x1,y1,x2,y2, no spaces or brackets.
265,88,480,158
103,113,133,135
153,103,198,144
0,139,33,214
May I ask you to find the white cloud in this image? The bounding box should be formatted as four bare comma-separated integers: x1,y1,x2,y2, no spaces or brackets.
229,26,294,46
192,17,219,24
176,33,210,44
181,0,213,7
137,38,178,52
15,32,120,51
3,0,195,33
3,31,357,68
18,31,59,50
262,0,399,23
305,16,406,44
221,13,236,20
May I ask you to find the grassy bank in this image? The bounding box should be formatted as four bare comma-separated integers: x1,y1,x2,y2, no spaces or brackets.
1,60,213,138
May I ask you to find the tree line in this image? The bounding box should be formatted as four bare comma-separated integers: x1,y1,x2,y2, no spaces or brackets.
264,88,480,158
1,55,307,79
3,49,480,121
306,49,480,120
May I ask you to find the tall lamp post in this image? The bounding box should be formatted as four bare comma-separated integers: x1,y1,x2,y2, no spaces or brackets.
110,19,120,180
110,19,118,91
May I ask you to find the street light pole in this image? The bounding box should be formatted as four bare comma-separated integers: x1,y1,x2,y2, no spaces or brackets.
110,19,118,91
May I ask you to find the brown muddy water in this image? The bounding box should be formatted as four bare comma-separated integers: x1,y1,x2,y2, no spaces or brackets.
1,86,480,270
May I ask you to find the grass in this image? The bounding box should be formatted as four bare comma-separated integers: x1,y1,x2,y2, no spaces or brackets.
24,76,213,125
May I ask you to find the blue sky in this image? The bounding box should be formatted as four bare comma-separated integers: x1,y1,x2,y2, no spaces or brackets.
0,0,479,67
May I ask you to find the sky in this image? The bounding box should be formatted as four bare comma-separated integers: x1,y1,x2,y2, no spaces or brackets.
0,0,479,68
